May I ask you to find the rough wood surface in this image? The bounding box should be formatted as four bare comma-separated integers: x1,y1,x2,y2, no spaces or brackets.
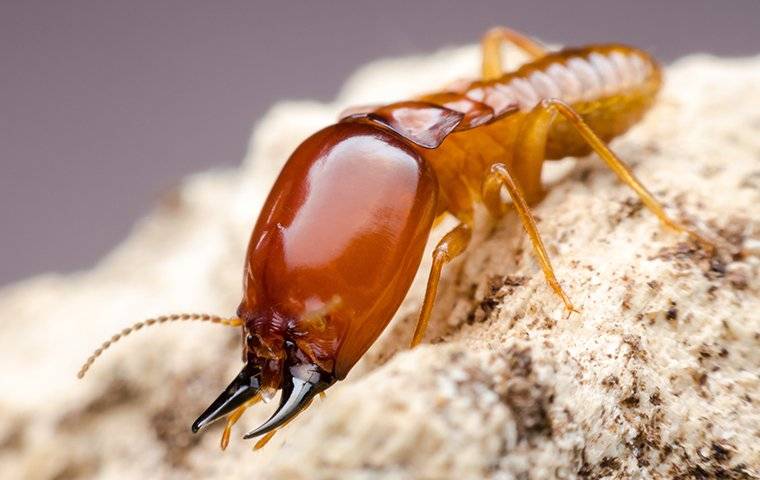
1,44,758,479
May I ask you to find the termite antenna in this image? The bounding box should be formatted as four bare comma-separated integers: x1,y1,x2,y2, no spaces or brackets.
76,313,242,379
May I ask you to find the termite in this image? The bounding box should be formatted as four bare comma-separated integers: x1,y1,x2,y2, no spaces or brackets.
78,27,713,450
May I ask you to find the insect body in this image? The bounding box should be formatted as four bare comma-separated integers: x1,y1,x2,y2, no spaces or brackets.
78,27,712,449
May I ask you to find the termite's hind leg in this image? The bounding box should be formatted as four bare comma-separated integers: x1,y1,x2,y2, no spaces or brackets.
410,221,472,347
481,27,548,81
482,164,577,313
537,99,715,251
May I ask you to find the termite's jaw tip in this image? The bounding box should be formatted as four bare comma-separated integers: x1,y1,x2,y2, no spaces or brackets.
243,367,332,440
192,363,262,435
191,411,220,434
191,416,211,434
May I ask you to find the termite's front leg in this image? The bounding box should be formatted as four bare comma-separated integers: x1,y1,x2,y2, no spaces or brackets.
410,221,472,347
219,395,261,450
481,26,547,80
482,164,577,313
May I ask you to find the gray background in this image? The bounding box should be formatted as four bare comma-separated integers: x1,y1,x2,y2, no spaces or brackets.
2,0,759,286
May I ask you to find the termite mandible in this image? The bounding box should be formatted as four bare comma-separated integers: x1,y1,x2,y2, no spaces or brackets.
78,27,714,450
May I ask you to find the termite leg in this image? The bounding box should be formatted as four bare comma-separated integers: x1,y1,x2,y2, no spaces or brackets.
220,395,261,451
254,430,278,450
220,409,243,450
533,99,714,251
410,221,472,347
481,26,547,80
482,164,577,313
510,102,556,204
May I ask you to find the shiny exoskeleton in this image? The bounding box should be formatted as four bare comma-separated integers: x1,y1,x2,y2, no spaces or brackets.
78,27,713,450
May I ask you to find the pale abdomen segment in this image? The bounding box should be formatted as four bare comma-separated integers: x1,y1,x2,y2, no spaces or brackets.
482,45,661,114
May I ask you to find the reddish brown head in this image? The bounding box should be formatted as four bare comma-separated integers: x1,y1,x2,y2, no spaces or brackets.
194,119,444,437
79,103,470,444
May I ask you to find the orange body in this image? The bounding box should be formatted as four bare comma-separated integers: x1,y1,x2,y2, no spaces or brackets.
82,31,711,449
241,44,663,386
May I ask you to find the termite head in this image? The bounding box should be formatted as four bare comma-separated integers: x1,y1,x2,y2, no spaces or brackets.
190,106,465,438
190,360,263,434
77,101,462,447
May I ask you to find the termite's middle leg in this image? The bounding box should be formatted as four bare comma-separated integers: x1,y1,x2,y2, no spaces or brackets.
482,164,577,312
410,221,472,347
481,27,547,80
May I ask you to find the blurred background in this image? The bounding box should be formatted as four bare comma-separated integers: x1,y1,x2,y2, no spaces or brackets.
2,0,759,287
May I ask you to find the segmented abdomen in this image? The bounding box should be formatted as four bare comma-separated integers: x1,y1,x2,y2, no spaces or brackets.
467,45,660,114
423,44,662,216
